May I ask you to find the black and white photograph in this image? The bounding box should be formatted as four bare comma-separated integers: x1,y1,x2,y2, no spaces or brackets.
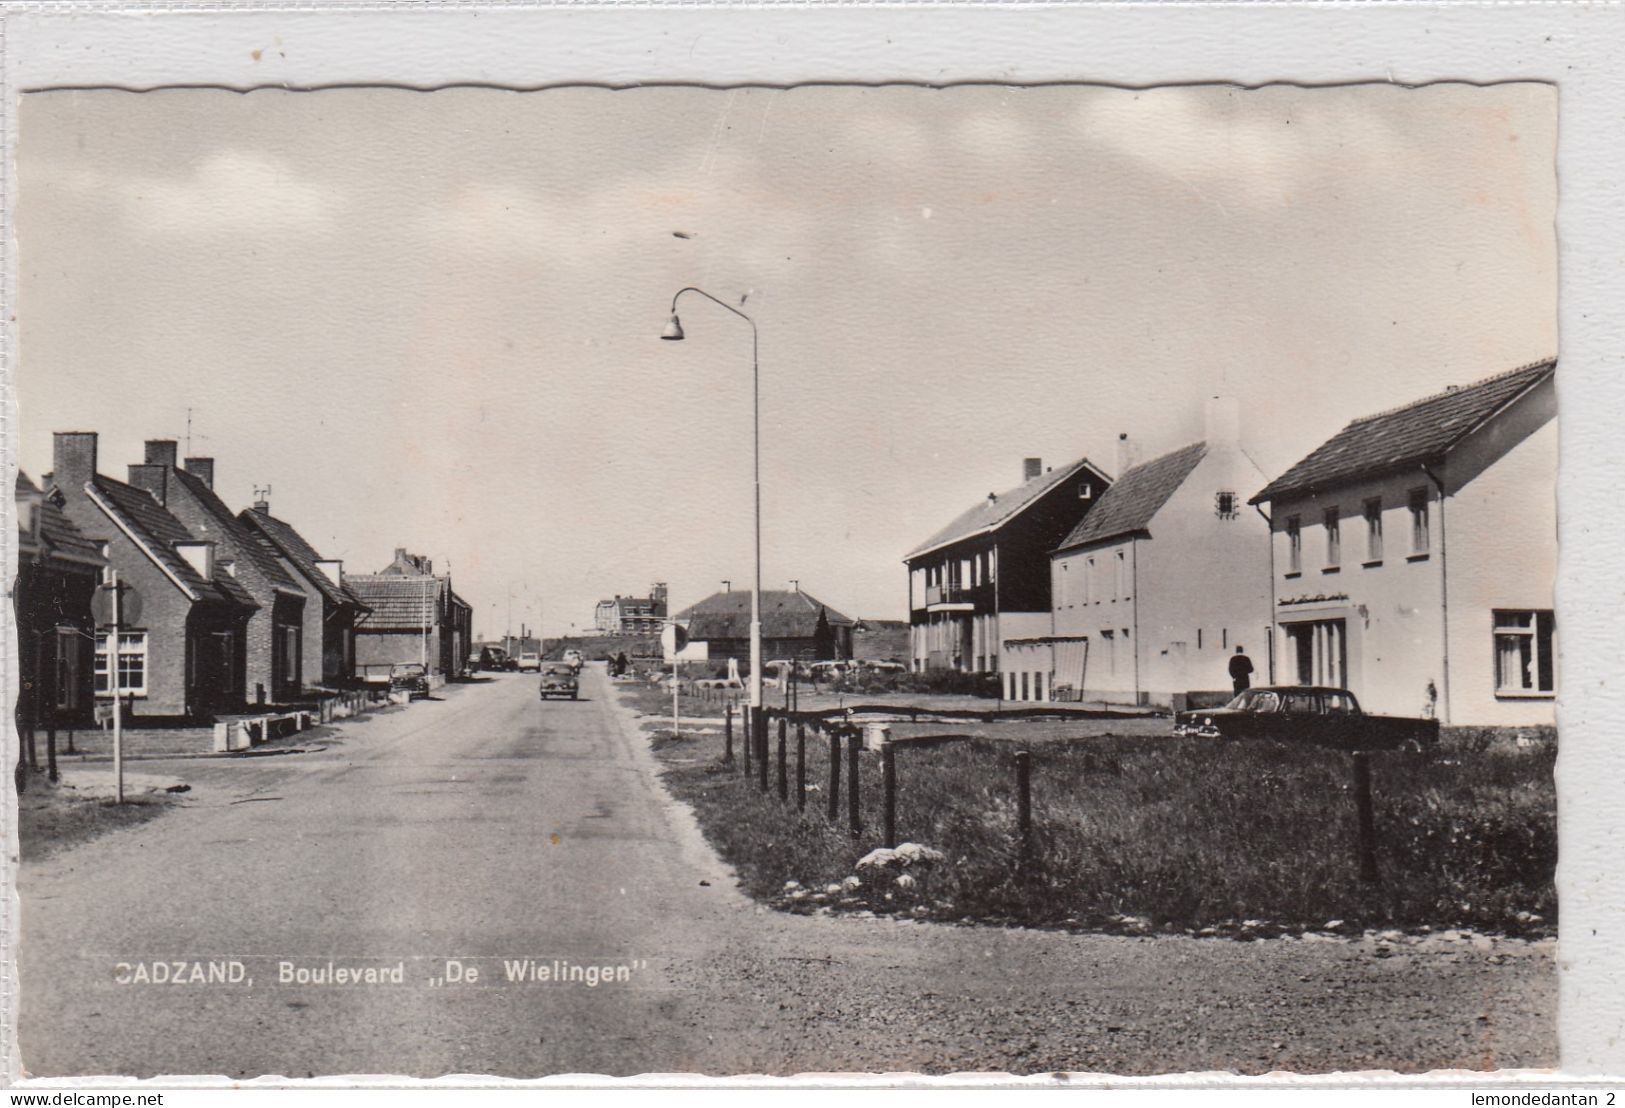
2,5,1598,1088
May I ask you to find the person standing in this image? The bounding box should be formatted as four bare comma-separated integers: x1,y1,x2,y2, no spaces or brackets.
1228,645,1255,695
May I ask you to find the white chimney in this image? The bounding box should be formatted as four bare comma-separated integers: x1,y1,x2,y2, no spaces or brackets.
1205,395,1241,451
316,559,344,587
1116,433,1137,478
176,540,215,581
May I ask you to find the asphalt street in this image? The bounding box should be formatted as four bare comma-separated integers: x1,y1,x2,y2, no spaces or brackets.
17,667,1555,1078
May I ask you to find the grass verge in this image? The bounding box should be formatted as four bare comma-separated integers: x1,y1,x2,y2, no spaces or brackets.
16,775,178,862
638,692,1555,937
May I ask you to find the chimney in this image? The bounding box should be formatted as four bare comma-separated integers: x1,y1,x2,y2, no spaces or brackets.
52,432,99,488
126,463,169,505
176,539,215,581
184,457,215,489
145,440,179,468
1116,433,1138,478
1023,457,1043,482
253,499,270,513
316,559,344,586
1204,396,1240,451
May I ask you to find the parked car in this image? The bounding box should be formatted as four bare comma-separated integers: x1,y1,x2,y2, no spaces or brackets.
1172,685,1438,751
389,662,431,700
856,659,906,674
563,649,585,672
538,662,579,700
516,651,542,672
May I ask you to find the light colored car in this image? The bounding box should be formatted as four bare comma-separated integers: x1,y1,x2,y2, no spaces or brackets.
563,649,585,672
516,651,542,672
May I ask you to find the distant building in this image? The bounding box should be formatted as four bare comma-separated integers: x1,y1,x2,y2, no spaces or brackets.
15,472,106,733
47,431,255,719
851,618,910,663
1250,360,1557,726
593,584,668,634
904,456,1111,677
675,586,856,663
349,548,474,678
1037,400,1272,707
239,500,371,689
133,442,307,705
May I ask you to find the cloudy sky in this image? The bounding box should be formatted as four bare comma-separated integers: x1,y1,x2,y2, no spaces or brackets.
15,83,1555,635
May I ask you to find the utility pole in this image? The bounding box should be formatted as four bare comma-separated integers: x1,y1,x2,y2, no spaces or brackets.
109,570,124,804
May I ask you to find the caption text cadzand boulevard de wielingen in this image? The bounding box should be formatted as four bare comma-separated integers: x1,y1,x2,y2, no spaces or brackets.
110,957,649,988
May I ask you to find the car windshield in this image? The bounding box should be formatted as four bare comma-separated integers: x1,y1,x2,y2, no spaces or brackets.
1228,689,1281,713
542,664,573,675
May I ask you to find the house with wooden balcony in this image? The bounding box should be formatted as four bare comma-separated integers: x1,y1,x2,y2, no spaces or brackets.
904,456,1111,678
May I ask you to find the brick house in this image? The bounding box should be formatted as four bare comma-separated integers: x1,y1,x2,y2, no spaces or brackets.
674,586,856,663
349,549,474,678
239,499,371,689
14,472,106,740
130,442,308,705
593,584,668,634
47,432,256,719
1250,360,1557,726
1040,401,1272,707
905,456,1112,677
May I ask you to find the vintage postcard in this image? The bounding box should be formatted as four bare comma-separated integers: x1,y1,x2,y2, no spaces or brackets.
3,2,1614,1091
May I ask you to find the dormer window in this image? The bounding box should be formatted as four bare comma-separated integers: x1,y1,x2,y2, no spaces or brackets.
1215,491,1238,519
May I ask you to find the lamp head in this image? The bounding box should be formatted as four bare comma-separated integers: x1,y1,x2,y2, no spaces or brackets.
660,314,685,341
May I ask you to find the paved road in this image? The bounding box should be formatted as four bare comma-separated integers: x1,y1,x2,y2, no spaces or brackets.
18,668,1555,1078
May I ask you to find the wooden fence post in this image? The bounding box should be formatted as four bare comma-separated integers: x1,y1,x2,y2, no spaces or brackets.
742,705,752,778
723,704,735,768
847,726,862,838
882,739,897,848
1353,751,1379,884
757,708,770,792
777,717,789,802
826,726,841,821
796,722,807,812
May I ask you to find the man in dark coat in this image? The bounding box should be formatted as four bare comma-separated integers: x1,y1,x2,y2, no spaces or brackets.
1228,645,1255,695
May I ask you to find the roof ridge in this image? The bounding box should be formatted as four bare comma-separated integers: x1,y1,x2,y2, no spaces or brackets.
1346,358,1556,427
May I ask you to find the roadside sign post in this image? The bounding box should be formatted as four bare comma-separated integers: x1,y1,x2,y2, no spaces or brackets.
662,620,689,738
92,573,141,805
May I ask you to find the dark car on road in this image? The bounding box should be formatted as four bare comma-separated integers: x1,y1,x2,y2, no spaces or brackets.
1173,685,1438,751
389,662,431,700
539,662,579,701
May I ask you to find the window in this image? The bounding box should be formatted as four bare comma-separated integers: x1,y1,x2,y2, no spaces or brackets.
1057,562,1068,609
1323,691,1358,715
1494,610,1555,695
1323,508,1341,568
1084,558,1095,604
1114,551,1126,599
1286,516,1302,574
1215,490,1238,519
1363,498,1383,562
1078,482,1093,501
94,631,149,696
1409,488,1430,555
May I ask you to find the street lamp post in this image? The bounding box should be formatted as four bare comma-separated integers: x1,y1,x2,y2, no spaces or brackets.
661,287,763,715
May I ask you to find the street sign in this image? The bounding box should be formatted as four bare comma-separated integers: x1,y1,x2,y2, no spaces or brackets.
660,621,688,658
90,580,142,628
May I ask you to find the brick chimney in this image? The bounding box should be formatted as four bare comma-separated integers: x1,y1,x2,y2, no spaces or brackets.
127,463,169,505
145,439,179,468
184,457,215,489
1023,457,1043,482
52,432,99,489
253,498,270,513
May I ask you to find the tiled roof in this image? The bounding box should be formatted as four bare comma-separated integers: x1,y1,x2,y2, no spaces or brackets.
906,456,1109,560
1250,360,1557,504
675,588,855,641
239,507,365,611
18,472,105,565
170,468,301,593
89,475,257,609
349,574,445,631
1055,443,1207,551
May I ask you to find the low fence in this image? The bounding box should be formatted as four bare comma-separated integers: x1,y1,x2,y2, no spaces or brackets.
713,705,1393,887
